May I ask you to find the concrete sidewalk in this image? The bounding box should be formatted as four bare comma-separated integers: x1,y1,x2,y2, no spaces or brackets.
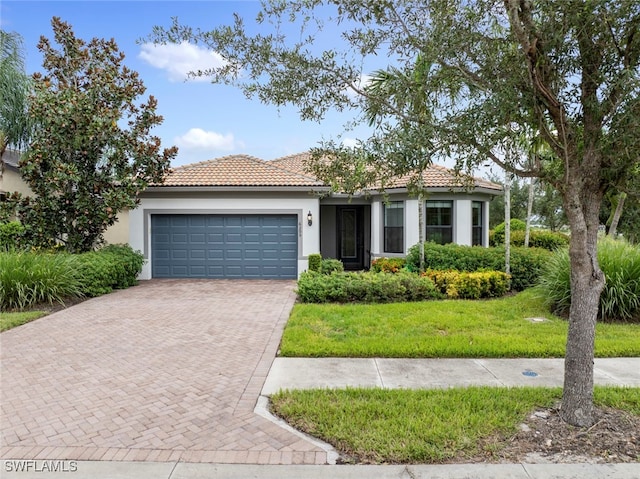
262,357,640,394
3,357,639,478
2,460,639,478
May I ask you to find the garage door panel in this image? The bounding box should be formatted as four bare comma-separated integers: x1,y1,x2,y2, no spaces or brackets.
225,217,243,227
152,214,298,279
190,233,206,244
190,249,205,259
171,233,188,244
171,217,189,227
207,249,224,259
189,216,206,227
226,233,242,243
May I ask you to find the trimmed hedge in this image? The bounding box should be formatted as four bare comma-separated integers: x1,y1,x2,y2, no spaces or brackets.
424,269,510,299
296,270,442,303
308,253,322,272
493,219,527,235
490,228,569,250
74,245,145,297
405,242,551,291
319,258,344,274
371,257,407,273
0,221,26,251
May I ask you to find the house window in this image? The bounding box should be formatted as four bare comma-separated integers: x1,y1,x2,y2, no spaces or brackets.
425,200,453,244
472,201,483,246
383,201,404,253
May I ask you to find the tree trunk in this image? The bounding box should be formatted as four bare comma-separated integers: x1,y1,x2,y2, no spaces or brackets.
504,171,511,275
560,173,605,427
608,192,626,238
418,190,425,272
524,177,535,247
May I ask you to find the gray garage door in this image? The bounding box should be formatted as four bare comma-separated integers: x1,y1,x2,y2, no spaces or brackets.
151,214,298,279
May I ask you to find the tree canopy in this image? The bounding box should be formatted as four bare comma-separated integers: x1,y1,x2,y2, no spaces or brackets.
0,30,32,173
3,18,177,252
150,1,640,426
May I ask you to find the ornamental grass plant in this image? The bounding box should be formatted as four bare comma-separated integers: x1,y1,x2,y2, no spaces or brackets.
0,251,82,311
537,238,640,322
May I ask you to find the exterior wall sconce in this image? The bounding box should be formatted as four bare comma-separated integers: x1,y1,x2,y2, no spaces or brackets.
307,211,313,226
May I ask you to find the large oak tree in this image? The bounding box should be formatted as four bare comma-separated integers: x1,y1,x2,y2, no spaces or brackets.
151,0,640,426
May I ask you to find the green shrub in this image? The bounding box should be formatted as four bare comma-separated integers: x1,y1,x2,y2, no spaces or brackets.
0,221,26,251
537,238,640,322
74,244,144,297
490,228,569,250
493,219,527,236
319,258,344,274
308,253,322,272
490,219,527,246
406,242,550,291
0,251,82,310
296,270,441,303
371,257,407,273
423,269,510,299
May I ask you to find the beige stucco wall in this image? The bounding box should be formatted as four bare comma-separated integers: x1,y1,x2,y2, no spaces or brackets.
103,210,130,245
1,168,33,196
1,168,130,245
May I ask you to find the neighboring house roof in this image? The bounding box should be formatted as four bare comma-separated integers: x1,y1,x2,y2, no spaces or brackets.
1,149,21,170
157,154,325,188
269,152,502,193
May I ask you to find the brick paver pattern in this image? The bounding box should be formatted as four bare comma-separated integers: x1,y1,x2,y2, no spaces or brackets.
0,280,327,464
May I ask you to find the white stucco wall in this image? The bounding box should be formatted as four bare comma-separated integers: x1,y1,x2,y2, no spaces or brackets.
455,199,472,246
130,195,320,280
369,193,494,259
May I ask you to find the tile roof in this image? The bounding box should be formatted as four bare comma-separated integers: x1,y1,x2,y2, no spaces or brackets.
270,152,502,192
158,154,325,187
1,149,21,169
158,152,501,192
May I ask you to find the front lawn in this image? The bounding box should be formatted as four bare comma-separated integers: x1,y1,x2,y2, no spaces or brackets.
0,311,49,332
271,386,640,464
281,289,640,358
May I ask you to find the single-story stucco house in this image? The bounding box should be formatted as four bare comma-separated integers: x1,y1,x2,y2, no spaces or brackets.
130,152,502,280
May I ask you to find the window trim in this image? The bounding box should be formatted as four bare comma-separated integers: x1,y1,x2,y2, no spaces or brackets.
472,201,484,246
383,200,404,254
425,200,453,245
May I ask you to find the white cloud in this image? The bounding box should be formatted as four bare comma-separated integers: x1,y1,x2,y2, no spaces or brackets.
139,42,226,82
341,137,361,148
346,74,373,98
174,128,241,151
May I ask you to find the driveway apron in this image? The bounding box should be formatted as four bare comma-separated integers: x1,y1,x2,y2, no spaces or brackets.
0,280,327,464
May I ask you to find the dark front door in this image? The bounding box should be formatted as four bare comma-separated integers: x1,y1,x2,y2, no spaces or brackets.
337,206,364,270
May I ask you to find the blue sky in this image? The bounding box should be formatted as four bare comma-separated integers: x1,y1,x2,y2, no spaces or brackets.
1,1,376,167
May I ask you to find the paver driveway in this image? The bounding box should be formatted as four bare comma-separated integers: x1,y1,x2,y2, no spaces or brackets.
0,280,327,464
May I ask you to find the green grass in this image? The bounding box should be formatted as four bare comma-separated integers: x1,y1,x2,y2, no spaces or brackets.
270,386,640,464
0,311,49,332
281,290,640,358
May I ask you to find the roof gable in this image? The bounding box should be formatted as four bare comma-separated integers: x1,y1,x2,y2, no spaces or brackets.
159,154,324,187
